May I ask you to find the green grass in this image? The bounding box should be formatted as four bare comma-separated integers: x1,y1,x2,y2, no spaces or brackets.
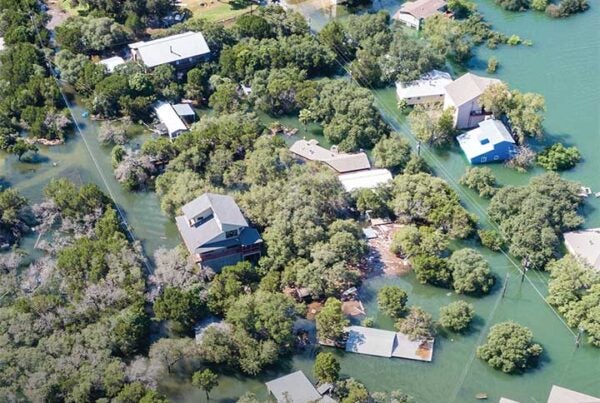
186,0,252,22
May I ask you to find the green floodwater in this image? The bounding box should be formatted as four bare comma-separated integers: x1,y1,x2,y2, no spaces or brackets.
1,1,599,401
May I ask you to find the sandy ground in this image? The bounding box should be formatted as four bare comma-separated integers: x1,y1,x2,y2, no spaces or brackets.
342,300,366,316
366,223,412,276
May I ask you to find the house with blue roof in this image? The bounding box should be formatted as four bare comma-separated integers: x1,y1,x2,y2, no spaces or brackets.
456,119,517,164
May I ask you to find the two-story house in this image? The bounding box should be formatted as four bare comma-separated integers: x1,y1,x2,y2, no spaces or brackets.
175,193,262,271
443,72,501,129
128,31,210,70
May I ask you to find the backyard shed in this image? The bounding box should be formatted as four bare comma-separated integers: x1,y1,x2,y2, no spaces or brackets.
154,102,188,140
99,56,125,73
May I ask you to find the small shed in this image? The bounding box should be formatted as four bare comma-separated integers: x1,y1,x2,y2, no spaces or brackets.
456,119,517,164
362,227,378,239
99,56,125,73
154,102,188,140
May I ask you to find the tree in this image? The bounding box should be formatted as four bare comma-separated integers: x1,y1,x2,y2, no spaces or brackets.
478,229,504,251
412,255,452,287
8,140,38,161
153,287,205,336
408,104,455,147
477,322,543,373
488,172,583,269
506,145,536,172
148,337,197,374
460,167,498,198
536,143,581,171
314,352,340,383
531,0,548,11
316,298,348,343
391,225,449,258
235,14,273,39
448,248,495,295
439,301,475,332
395,306,436,340
372,135,412,173
339,379,370,403
0,187,29,247
546,0,589,17
377,286,408,319
209,80,245,114
192,369,219,400
494,0,530,11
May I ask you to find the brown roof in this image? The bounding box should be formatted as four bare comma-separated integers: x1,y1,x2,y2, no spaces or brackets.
395,0,447,19
289,139,371,173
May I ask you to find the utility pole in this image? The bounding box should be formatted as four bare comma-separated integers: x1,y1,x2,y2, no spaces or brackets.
501,273,509,298
575,327,584,348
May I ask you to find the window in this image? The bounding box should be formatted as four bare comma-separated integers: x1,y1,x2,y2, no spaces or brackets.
481,157,487,163
480,138,490,145
493,155,500,161
225,230,238,238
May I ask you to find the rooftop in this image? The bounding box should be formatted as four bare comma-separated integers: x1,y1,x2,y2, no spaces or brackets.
563,228,600,271
457,119,515,160
265,371,322,403
129,31,210,68
344,326,434,361
547,385,600,403
289,139,371,173
444,72,501,106
394,0,447,19
172,103,196,117
181,193,248,227
99,56,125,73
396,70,453,99
338,169,393,192
154,102,188,138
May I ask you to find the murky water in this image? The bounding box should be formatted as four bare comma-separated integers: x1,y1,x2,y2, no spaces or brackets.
1,1,599,401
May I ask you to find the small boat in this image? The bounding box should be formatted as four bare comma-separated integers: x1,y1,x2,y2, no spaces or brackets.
595,192,600,198
577,187,592,197
475,393,488,400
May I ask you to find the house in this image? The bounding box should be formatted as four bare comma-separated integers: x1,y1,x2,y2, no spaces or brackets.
443,72,501,129
547,385,600,403
265,371,337,403
99,56,125,73
338,169,393,192
289,139,371,173
396,70,453,105
175,193,262,271
128,31,210,69
393,0,447,30
344,326,434,361
456,119,517,164
563,228,600,272
154,102,188,140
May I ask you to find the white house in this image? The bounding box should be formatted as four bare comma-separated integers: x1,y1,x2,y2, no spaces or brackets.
396,70,453,105
547,385,600,403
443,72,501,129
154,102,188,140
393,0,447,30
456,119,517,164
129,31,210,69
563,228,600,272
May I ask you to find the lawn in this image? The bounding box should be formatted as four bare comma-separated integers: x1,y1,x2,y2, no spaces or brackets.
184,0,253,22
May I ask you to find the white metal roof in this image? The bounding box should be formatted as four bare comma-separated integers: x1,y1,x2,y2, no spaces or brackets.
547,385,600,403
456,119,515,160
154,102,188,138
344,326,434,361
338,169,393,192
99,56,125,73
563,228,600,271
129,31,210,68
265,371,322,403
444,72,501,107
172,103,195,116
396,70,453,100
391,331,434,361
289,139,371,173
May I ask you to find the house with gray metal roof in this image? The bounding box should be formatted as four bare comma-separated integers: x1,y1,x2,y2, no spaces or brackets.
443,73,501,129
563,228,600,272
265,371,337,403
343,325,434,361
129,31,210,69
175,193,262,270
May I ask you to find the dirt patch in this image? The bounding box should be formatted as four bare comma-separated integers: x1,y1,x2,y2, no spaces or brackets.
342,300,366,317
365,224,412,276
305,301,323,320
46,1,70,30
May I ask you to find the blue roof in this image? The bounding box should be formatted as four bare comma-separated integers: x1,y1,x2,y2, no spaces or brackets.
456,119,515,160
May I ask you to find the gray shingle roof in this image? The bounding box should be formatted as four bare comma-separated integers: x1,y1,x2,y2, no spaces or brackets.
181,193,248,227
265,371,322,403
129,31,210,68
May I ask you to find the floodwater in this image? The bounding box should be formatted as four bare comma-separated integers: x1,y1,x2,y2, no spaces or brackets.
1,0,599,401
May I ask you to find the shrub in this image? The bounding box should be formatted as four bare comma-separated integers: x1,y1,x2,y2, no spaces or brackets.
439,300,475,332
507,35,522,45
487,57,499,73
536,143,581,171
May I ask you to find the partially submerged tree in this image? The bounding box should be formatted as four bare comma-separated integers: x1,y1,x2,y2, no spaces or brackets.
460,167,498,198
316,298,349,343
377,286,408,319
314,352,341,383
477,321,543,373
439,300,475,332
448,248,495,295
192,369,219,400
536,143,581,171
395,306,436,340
